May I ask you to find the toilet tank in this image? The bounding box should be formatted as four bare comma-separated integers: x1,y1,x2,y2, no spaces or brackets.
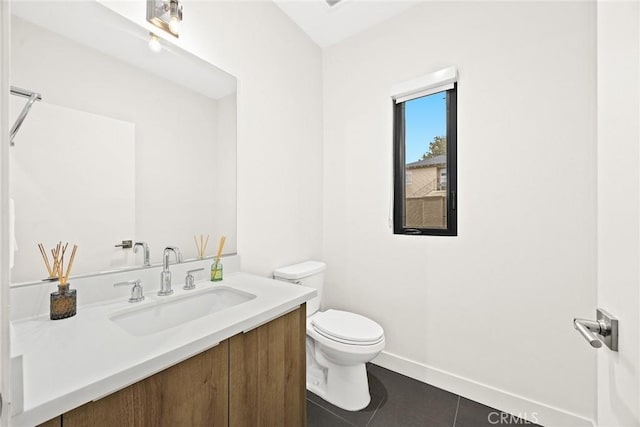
273,260,326,316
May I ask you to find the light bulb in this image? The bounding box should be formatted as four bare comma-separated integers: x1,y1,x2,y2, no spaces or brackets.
169,16,180,34
148,33,162,53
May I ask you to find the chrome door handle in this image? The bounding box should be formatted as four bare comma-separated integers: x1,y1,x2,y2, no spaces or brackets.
573,308,618,351
573,318,604,348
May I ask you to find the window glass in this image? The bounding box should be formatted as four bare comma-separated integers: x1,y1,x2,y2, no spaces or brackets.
393,86,457,236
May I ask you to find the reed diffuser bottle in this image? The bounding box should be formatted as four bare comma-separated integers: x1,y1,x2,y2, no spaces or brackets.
40,242,79,320
50,284,77,320
210,261,223,282
210,235,226,282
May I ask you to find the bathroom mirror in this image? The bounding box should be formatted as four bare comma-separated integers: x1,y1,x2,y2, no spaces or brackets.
9,1,237,284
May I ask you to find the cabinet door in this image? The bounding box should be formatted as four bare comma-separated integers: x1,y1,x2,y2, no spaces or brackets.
63,341,229,427
229,305,306,427
37,417,61,427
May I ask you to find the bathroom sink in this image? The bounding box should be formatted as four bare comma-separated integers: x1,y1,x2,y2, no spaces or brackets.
110,286,256,336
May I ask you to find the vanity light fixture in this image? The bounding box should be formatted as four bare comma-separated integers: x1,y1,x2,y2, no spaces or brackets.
168,6,181,34
146,0,183,37
148,33,162,53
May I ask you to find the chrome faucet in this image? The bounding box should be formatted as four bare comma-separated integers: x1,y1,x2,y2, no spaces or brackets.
158,246,183,296
133,241,151,267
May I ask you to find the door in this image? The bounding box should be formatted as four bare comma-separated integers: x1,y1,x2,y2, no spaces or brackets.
0,0,10,425
596,1,640,426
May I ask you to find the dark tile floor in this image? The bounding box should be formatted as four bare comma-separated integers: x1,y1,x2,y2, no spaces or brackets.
307,364,542,427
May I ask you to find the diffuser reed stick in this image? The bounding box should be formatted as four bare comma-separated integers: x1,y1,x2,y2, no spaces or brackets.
52,242,65,277
57,244,67,286
63,245,78,285
194,234,210,258
38,243,54,277
203,235,209,256
50,249,58,277
213,235,226,270
58,251,65,285
38,241,65,278
38,242,78,286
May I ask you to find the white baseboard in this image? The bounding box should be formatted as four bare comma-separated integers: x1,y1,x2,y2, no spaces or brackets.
371,351,595,427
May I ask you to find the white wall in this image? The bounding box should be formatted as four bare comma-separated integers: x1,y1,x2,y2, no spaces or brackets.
322,2,597,425
10,17,236,279
100,0,324,277
596,2,640,426
213,93,237,257
10,99,135,282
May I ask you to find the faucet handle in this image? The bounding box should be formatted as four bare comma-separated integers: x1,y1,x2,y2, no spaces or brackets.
184,268,204,290
114,279,145,303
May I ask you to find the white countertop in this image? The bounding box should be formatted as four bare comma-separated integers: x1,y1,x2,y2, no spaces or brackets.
10,272,316,427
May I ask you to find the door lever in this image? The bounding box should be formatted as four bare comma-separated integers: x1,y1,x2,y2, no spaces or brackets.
573,308,618,351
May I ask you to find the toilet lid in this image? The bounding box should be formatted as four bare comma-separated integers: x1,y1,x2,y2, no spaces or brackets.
311,310,384,344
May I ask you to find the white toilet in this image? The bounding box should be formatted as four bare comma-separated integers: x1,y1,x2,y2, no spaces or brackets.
273,260,385,411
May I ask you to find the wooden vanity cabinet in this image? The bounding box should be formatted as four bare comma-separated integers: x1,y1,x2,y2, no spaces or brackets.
36,417,61,427
229,304,307,427
63,341,229,427
37,304,306,427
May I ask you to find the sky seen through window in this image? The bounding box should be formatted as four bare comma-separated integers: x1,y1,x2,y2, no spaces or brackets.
404,92,446,163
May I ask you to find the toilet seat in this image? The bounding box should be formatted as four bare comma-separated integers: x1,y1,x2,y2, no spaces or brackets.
311,309,384,346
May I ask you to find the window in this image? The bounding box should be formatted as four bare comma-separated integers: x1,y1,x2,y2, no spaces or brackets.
392,68,457,236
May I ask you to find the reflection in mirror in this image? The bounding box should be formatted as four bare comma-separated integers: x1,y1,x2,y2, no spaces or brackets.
9,2,237,284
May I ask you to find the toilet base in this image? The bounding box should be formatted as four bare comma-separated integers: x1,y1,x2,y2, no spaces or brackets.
306,354,371,411
304,311,385,412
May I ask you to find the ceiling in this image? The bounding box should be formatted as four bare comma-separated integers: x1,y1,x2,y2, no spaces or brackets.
11,0,237,100
272,0,420,47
